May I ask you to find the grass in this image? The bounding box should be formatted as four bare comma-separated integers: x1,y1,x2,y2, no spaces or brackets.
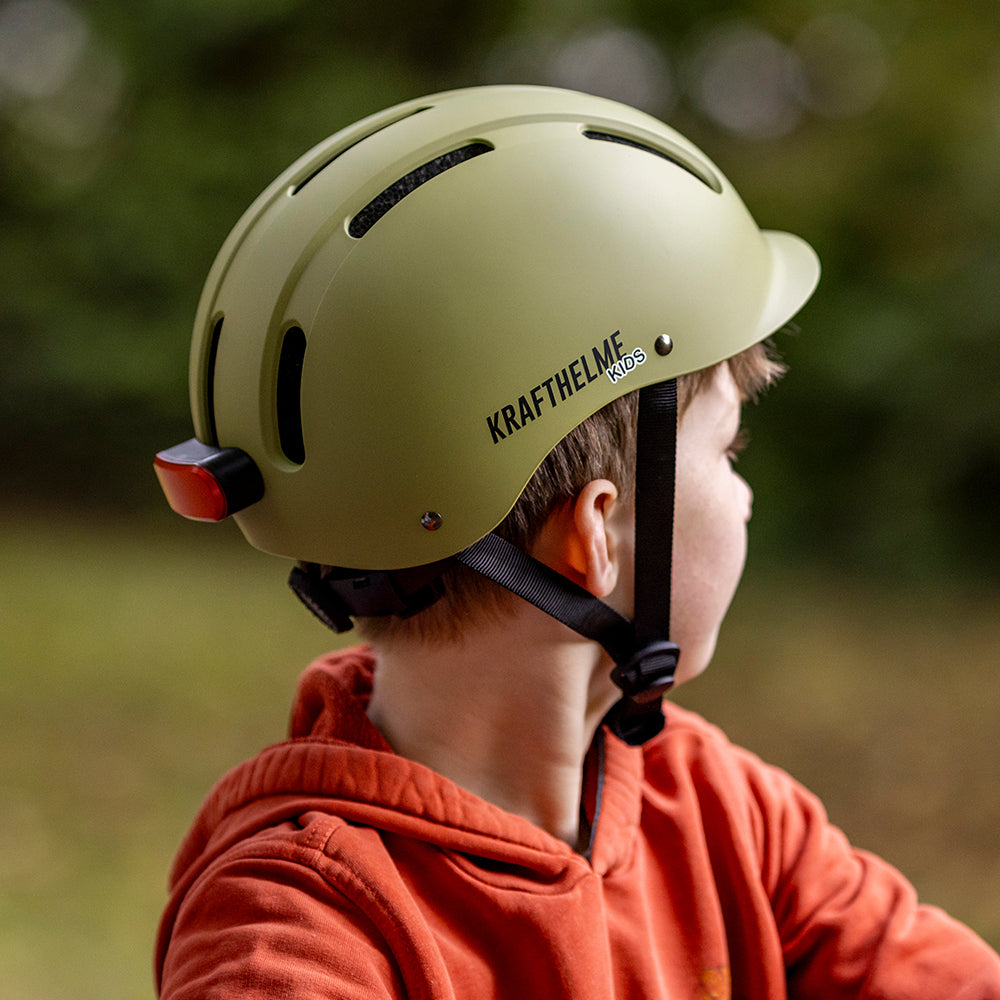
1,511,335,999
2,510,997,997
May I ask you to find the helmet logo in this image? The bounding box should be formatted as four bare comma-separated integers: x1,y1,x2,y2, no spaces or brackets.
486,330,647,444
605,346,648,384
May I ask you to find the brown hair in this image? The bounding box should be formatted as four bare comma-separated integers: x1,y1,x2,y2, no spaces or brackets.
354,341,784,645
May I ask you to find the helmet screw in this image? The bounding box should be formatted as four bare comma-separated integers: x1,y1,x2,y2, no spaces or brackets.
420,510,443,532
654,334,674,357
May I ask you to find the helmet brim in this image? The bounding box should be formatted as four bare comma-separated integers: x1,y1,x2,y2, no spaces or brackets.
758,230,821,339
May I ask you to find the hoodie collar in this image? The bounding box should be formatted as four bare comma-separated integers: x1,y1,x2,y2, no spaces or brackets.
170,647,645,890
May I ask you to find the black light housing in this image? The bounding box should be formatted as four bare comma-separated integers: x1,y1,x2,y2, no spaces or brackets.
154,438,264,522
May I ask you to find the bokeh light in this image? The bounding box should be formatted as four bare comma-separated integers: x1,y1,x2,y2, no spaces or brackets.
792,13,889,119
0,0,123,183
484,20,674,115
686,20,805,140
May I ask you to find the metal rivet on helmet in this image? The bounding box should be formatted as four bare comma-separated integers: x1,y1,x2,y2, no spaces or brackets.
420,511,444,532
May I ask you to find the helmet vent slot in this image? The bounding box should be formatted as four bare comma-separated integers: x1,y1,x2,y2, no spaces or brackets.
348,142,493,238
205,316,224,446
582,130,722,193
291,107,431,196
276,325,307,465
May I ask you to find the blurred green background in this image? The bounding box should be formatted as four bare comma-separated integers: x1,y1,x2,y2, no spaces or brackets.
1,0,998,996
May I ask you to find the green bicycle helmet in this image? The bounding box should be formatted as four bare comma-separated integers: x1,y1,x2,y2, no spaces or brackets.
155,84,819,743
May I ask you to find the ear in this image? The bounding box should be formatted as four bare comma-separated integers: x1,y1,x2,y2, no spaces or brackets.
531,479,624,599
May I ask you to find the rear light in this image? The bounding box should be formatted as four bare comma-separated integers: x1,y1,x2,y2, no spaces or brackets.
154,438,264,522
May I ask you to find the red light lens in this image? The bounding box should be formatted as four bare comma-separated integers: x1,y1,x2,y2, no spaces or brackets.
154,454,229,521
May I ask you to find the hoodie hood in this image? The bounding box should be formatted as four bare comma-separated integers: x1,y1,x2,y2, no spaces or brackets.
165,647,645,904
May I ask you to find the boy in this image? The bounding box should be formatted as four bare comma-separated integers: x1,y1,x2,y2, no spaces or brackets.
153,86,1000,997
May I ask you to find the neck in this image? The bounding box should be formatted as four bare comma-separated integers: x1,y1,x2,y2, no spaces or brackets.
366,604,619,848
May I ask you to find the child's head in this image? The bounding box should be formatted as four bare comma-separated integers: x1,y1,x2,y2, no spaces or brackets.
154,85,818,742
354,341,784,647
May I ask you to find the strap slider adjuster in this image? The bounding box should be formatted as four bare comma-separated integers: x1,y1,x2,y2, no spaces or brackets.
610,640,680,701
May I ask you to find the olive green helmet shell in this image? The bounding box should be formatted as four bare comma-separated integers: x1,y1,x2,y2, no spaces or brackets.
189,85,819,569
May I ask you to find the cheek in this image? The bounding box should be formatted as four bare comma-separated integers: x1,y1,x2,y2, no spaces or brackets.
669,467,750,672
674,467,750,578
708,470,752,586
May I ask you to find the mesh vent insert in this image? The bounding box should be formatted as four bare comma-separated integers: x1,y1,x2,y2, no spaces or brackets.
349,142,493,238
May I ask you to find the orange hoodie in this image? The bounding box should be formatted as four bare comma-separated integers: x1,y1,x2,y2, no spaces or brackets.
156,647,999,998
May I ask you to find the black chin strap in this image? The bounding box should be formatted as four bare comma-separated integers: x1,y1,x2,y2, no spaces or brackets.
456,378,681,746
454,532,635,659
615,377,681,742
290,378,682,747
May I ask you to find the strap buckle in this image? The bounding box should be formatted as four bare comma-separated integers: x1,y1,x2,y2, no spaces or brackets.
610,640,679,701
606,641,679,746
